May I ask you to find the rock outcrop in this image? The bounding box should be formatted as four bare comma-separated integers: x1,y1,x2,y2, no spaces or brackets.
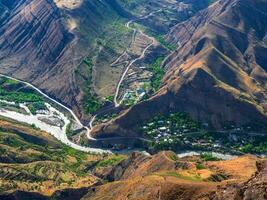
213,160,267,199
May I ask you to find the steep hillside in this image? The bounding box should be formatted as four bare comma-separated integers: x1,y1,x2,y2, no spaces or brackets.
1,151,265,200
163,0,267,126
0,116,107,196
92,0,267,139
0,0,78,114
81,152,265,200
0,0,132,121
213,159,267,199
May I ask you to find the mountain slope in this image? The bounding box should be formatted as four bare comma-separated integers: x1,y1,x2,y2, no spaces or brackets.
1,151,265,200
0,0,79,114
0,0,131,120
81,152,264,200
0,116,105,196
92,0,267,138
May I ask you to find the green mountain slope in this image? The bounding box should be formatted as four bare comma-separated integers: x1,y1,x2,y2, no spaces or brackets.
0,117,105,196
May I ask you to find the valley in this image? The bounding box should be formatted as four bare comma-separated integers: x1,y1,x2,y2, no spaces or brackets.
1,67,266,157
0,0,266,156
0,0,266,199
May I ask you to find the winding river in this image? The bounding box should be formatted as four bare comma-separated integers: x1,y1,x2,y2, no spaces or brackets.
0,74,111,154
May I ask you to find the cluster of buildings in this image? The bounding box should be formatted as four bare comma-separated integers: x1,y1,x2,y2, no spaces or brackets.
122,87,147,105
142,118,196,145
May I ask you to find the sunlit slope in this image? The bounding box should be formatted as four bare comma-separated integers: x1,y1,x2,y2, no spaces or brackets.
0,117,103,196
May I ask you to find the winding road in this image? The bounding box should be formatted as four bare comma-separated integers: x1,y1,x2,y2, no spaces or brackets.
113,10,161,107
88,10,162,132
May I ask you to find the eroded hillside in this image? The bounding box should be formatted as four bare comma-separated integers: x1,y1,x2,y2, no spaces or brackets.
82,152,266,200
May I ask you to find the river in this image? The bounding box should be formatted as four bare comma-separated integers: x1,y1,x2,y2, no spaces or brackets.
0,74,111,154
177,151,237,160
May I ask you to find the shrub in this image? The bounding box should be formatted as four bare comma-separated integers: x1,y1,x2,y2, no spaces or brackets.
200,153,220,161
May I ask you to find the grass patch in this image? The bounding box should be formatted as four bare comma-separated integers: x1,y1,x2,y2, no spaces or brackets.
207,173,228,182
161,171,202,181
240,142,267,154
0,88,43,103
81,58,102,114
0,77,43,103
84,94,102,114
96,155,124,168
0,77,47,115
168,152,178,161
196,163,206,170
65,123,76,137
200,153,221,161
27,102,47,115
150,57,165,92
155,35,176,51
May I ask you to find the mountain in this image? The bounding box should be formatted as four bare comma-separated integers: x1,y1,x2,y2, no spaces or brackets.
0,0,216,122
2,150,265,200
92,0,267,139
81,152,266,200
0,0,132,120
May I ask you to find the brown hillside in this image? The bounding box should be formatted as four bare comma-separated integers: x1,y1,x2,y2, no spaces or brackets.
1,151,265,200
81,152,264,200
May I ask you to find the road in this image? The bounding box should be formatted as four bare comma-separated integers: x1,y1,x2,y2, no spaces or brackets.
113,10,161,107
95,136,151,143
0,74,83,127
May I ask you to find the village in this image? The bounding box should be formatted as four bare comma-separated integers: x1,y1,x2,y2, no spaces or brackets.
140,113,267,155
